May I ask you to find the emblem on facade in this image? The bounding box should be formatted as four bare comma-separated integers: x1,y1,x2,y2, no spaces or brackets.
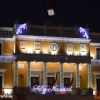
50,42,58,51
78,27,89,38
16,23,27,35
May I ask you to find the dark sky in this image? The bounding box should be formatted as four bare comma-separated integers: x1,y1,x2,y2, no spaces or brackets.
0,0,100,32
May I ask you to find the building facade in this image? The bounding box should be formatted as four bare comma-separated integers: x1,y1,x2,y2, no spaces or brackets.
0,21,100,96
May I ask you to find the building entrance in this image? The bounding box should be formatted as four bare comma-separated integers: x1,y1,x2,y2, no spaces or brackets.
47,77,55,87
31,77,39,88
97,79,100,91
64,77,70,88
0,76,2,88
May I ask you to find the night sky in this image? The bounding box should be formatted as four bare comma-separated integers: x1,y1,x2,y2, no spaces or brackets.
0,0,100,32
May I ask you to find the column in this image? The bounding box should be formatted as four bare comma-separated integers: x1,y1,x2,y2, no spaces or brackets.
43,62,47,85
75,63,81,95
87,63,93,95
26,61,31,87
59,62,64,88
14,61,18,87
88,63,92,88
76,63,80,88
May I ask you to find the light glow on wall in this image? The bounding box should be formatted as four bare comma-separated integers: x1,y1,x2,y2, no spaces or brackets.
67,51,72,55
4,89,13,95
74,52,79,56
79,27,89,38
35,50,40,54
51,51,57,55
27,48,33,54
43,49,48,54
16,23,27,35
81,52,86,56
91,54,94,59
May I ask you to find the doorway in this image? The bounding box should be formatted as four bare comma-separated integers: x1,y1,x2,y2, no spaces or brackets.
31,77,39,88
47,77,55,87
0,76,2,88
96,79,100,91
64,77,70,88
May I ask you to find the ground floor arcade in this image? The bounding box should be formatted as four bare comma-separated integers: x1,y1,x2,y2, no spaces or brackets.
12,61,93,95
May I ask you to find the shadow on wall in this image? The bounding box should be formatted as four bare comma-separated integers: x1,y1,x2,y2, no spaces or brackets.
18,74,24,87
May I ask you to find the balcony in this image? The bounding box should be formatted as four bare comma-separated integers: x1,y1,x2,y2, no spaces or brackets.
91,59,100,66
13,53,92,63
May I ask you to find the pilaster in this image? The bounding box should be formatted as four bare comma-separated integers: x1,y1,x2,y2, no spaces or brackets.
76,63,80,88
75,63,81,95
43,62,47,85
14,61,18,87
87,63,93,95
59,62,64,88
26,61,31,87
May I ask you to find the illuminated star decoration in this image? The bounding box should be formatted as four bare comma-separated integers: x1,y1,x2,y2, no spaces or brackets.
79,27,89,38
16,23,27,35
47,9,55,16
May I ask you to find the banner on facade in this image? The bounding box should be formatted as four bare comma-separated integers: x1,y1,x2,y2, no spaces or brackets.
67,44,73,53
20,41,26,49
80,44,86,52
34,42,41,50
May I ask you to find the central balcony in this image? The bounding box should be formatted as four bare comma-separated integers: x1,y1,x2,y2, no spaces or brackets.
13,53,92,63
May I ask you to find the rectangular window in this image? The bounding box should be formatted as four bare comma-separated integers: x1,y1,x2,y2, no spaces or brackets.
96,48,100,59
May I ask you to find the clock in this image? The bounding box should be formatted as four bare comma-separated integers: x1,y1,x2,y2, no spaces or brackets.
50,42,58,51
47,9,55,16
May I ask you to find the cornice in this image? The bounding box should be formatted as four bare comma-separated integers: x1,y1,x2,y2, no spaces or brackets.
0,36,15,41
90,42,100,46
16,35,91,43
